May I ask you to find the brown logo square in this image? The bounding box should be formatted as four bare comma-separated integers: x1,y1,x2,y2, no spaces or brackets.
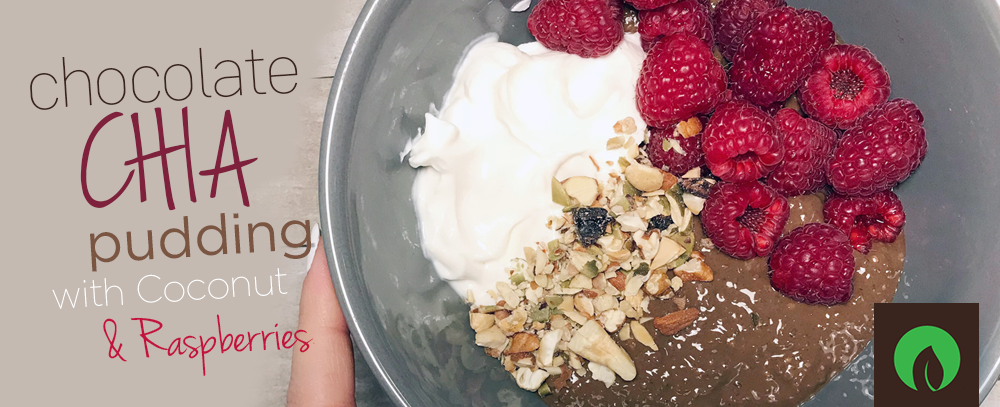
875,303,978,406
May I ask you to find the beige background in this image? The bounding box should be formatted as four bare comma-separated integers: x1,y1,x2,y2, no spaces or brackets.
1,0,997,406
0,0,367,405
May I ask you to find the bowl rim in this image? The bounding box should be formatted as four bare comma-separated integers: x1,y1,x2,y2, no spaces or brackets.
319,0,1000,405
319,0,412,406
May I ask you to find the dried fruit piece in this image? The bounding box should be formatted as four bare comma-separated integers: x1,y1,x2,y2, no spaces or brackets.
678,177,714,198
653,307,700,335
568,320,637,380
572,207,613,246
647,214,674,231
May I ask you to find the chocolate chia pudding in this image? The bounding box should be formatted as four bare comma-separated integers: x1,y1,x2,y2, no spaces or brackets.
543,194,904,406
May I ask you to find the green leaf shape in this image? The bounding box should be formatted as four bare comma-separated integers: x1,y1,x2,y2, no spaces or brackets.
893,325,961,391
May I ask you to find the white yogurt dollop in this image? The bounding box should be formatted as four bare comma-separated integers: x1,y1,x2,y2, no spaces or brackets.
409,34,647,305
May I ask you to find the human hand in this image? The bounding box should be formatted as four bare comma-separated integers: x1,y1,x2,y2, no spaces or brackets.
287,240,356,407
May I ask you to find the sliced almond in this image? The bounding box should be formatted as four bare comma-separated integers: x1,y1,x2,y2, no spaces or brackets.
568,320,636,381
650,236,685,270
619,322,632,340
682,193,706,215
674,257,714,282
630,320,658,351
569,274,594,289
574,294,596,317
624,164,664,192
562,176,599,207
622,274,645,297
607,271,626,291
563,309,589,326
681,167,701,179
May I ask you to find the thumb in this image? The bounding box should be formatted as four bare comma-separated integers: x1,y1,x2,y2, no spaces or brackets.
287,240,356,407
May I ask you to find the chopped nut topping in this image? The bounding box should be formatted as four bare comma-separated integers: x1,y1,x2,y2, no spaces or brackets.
644,271,671,296
674,257,714,282
506,332,541,354
653,308,700,336
467,117,723,392
624,163,664,192
675,117,703,139
613,117,637,135
630,320,658,351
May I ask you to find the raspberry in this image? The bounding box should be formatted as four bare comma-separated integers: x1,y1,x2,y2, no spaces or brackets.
826,99,927,196
765,109,837,196
701,181,789,259
638,0,714,52
823,191,905,254
729,7,835,106
702,101,784,182
645,121,705,175
528,0,625,58
636,33,727,128
713,0,786,61
627,0,681,10
800,45,892,129
769,223,855,305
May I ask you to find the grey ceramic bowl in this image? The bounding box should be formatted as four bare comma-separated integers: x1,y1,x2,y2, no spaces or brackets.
319,0,1000,405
